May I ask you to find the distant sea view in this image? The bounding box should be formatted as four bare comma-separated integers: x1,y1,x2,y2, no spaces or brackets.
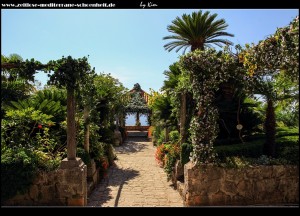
125,114,148,126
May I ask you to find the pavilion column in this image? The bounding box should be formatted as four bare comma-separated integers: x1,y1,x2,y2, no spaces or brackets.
136,111,140,126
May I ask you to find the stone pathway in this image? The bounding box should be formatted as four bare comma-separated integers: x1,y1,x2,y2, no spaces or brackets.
87,137,184,207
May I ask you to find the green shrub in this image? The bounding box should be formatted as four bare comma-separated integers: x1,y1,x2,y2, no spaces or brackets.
276,127,299,138
181,142,193,165
215,133,299,165
1,107,64,202
217,127,299,146
164,143,180,179
214,138,243,146
244,133,265,142
90,141,105,161
169,130,179,143
250,155,288,165
33,149,62,171
277,136,299,165
2,108,53,147
156,130,166,145
1,144,62,203
220,156,250,168
1,148,37,202
215,141,263,161
155,144,167,164
278,145,299,165
276,111,299,127
276,135,299,147
105,143,117,165
77,148,92,166
96,156,109,178
218,155,291,168
98,128,114,143
152,126,162,146
164,154,177,179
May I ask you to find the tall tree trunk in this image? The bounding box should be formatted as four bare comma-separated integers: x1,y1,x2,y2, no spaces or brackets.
164,124,169,142
180,92,187,144
83,106,90,153
264,99,276,157
67,88,76,160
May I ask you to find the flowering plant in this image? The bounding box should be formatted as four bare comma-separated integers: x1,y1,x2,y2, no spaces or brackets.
155,144,167,166
240,16,298,80
98,156,109,178
179,48,244,165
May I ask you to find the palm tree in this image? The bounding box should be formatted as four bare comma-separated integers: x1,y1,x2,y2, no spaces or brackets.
163,10,234,53
163,10,234,144
253,73,297,158
252,77,277,157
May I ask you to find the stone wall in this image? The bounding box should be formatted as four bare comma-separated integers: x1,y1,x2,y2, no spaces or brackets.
3,170,60,206
178,162,299,206
87,159,100,195
3,158,87,206
113,130,123,146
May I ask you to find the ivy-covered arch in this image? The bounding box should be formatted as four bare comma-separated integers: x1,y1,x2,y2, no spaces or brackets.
238,16,299,157
1,55,95,160
179,48,245,165
240,16,298,79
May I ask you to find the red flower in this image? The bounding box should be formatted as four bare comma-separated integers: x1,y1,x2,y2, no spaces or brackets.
103,162,109,170
38,124,43,129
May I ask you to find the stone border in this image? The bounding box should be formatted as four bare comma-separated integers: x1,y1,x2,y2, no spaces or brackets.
3,158,87,206
175,162,299,206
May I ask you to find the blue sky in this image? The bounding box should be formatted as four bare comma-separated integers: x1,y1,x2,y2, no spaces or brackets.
2,9,298,94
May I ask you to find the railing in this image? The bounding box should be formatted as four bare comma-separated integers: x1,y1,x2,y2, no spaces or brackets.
125,126,150,131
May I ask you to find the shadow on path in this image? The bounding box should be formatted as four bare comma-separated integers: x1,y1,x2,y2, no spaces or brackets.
88,137,184,207
88,138,143,206
88,163,139,207
115,137,150,154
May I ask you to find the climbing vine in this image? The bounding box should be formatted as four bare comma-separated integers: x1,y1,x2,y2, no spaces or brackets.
179,48,245,165
237,16,299,157
1,54,43,82
45,56,94,90
44,56,94,160
240,16,299,80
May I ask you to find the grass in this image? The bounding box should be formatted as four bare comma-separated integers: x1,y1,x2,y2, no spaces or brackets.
215,127,299,164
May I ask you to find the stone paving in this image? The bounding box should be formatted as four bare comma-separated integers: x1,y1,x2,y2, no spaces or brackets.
87,136,184,207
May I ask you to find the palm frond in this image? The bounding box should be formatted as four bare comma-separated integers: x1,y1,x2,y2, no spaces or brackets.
163,10,234,53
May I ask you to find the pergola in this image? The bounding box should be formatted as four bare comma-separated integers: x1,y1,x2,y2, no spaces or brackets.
125,83,150,126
